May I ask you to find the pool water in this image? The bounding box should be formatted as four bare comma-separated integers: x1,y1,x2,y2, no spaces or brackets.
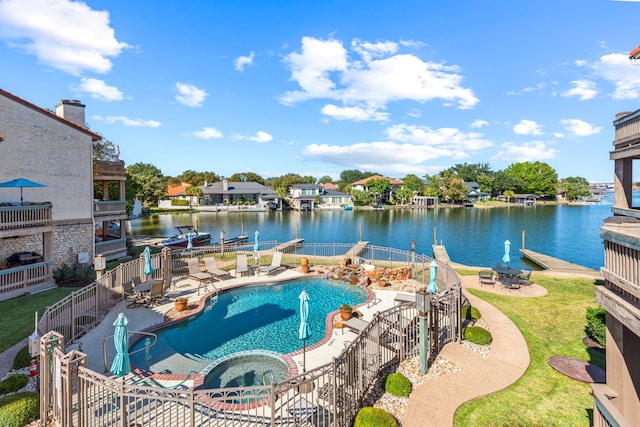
130,277,368,375
202,352,289,389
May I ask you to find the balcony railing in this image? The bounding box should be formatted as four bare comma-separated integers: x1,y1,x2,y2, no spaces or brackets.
0,261,54,301
95,238,128,260
93,200,126,216
591,383,632,427
614,110,640,148
93,160,125,178
0,203,52,232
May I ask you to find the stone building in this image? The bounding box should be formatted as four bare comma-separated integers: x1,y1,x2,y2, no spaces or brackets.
0,90,102,300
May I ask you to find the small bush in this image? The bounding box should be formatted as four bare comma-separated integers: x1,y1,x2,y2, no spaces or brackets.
0,374,29,395
354,407,397,427
461,304,481,321
463,326,493,345
12,346,31,370
171,199,189,206
0,391,39,427
586,306,606,347
384,372,412,397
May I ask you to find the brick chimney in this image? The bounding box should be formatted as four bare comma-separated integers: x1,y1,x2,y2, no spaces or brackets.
56,99,86,127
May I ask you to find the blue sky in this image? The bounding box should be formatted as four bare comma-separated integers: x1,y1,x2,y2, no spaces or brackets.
2,0,640,183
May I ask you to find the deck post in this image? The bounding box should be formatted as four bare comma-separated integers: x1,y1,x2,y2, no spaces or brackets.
522,230,526,250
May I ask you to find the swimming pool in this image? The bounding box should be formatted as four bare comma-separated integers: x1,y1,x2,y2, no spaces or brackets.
130,277,368,377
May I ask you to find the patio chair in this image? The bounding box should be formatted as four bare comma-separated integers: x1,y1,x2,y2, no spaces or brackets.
141,280,164,307
478,270,495,287
203,257,229,280
187,258,214,286
122,280,141,302
235,254,249,277
518,268,533,286
259,251,284,276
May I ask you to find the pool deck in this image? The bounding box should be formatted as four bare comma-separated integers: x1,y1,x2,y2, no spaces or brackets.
61,267,403,386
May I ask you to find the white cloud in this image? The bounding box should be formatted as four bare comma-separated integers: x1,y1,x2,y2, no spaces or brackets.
320,104,389,121
471,119,489,128
561,80,598,101
492,141,558,162
407,109,421,118
93,115,161,127
560,119,602,137
247,131,272,143
279,36,478,119
507,83,545,95
175,83,208,107
193,127,223,139
234,51,255,71
74,78,123,101
385,124,493,152
0,0,129,75
513,120,543,135
592,53,640,99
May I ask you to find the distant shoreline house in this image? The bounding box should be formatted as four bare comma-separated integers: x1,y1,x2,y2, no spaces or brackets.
464,182,490,202
289,184,353,210
0,90,124,300
351,175,404,203
199,180,283,211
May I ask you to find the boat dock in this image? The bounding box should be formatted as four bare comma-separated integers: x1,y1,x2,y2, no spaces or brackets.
519,249,600,276
273,238,305,253
344,241,369,258
432,245,451,263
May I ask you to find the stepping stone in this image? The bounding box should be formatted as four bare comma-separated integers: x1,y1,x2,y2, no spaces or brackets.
548,355,605,383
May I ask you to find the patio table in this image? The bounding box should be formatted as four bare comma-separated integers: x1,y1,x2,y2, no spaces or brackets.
492,266,523,287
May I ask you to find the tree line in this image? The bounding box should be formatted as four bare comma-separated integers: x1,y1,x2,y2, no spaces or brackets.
92,140,591,211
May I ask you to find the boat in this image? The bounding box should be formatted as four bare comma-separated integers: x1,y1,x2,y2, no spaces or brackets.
215,234,249,245
343,205,353,211
156,226,211,248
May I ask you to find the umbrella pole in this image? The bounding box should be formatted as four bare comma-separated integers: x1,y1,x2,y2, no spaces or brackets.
303,339,306,372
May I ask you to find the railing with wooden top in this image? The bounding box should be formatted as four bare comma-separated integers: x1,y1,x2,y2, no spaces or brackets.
0,203,52,232
614,109,640,146
93,160,125,178
94,200,126,216
0,261,54,301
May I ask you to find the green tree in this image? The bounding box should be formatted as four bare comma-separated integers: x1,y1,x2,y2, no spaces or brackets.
558,176,590,201
504,162,558,196
338,169,377,190
424,174,443,198
184,186,203,208
267,173,310,195
92,137,119,161
228,172,266,185
366,178,392,204
504,189,515,203
395,186,414,205
441,173,468,203
171,170,221,186
492,170,522,196
446,163,493,183
126,163,166,206
318,175,334,185
402,174,425,193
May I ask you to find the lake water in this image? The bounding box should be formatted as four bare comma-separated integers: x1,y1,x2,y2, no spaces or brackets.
127,196,622,271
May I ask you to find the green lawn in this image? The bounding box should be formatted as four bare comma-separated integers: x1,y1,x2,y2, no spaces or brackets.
454,276,604,426
0,287,76,353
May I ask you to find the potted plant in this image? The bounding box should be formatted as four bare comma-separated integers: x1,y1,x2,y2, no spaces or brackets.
377,275,388,286
175,297,189,312
340,304,353,321
301,257,310,274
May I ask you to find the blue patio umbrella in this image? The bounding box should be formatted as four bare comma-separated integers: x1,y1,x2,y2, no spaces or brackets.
110,313,131,377
254,230,260,252
143,246,154,276
298,290,311,372
427,260,439,293
0,177,47,205
187,231,193,249
502,240,511,266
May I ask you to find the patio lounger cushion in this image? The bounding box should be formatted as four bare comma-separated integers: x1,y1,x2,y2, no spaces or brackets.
259,251,284,276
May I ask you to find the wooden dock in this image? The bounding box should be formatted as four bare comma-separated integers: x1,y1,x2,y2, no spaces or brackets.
273,238,304,253
520,249,599,275
432,245,451,263
344,241,369,258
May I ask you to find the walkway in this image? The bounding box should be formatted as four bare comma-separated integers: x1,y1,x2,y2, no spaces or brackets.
403,274,533,427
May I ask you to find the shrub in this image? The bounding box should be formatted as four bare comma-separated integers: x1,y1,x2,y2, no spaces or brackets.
171,199,189,206
354,407,397,427
340,304,353,312
463,326,493,345
12,346,30,370
0,391,39,427
0,374,29,395
586,306,606,347
461,304,481,321
384,372,412,397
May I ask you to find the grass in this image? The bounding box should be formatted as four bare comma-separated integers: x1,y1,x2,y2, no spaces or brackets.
454,276,604,426
0,287,76,353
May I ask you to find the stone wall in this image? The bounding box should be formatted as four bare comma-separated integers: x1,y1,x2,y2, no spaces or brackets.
52,222,94,267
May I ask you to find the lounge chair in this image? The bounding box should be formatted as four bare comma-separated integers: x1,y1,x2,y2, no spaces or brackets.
141,280,164,307
341,317,369,335
393,293,416,306
518,268,533,286
187,258,214,285
259,251,284,276
122,279,142,303
235,254,249,277
478,270,495,287
203,258,228,280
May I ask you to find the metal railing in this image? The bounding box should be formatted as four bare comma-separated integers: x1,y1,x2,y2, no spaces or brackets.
37,243,461,427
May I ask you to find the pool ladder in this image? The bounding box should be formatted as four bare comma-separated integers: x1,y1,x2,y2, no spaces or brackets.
204,285,219,312
262,370,274,385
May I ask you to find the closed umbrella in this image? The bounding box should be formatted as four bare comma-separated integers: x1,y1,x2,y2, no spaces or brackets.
187,231,193,250
298,290,311,373
110,313,131,377
502,240,511,266
427,260,438,293
253,230,260,263
143,246,154,277
0,177,47,205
